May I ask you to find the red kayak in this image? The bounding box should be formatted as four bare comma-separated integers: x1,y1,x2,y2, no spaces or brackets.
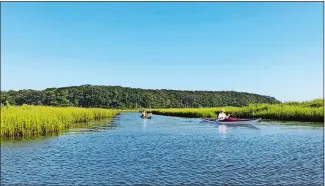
223,117,238,121
201,117,261,124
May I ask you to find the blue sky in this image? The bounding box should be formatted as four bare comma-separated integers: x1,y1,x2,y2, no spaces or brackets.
1,2,323,101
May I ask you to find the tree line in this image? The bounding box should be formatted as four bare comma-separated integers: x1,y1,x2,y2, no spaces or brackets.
1,85,281,109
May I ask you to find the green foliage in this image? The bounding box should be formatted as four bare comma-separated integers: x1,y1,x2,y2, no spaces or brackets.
153,100,324,123
283,98,324,108
1,85,281,109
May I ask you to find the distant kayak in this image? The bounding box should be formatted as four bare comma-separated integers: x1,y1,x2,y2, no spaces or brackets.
201,117,261,124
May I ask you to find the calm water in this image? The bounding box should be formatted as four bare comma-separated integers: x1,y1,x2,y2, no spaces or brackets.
1,113,324,185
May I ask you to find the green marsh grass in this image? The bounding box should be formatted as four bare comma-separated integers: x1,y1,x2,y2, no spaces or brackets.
152,100,324,123
1,105,119,139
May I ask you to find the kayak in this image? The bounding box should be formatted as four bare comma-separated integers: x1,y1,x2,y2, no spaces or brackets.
202,118,261,124
201,117,261,124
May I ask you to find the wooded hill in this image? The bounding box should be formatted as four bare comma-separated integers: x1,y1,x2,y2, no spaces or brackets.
1,85,281,108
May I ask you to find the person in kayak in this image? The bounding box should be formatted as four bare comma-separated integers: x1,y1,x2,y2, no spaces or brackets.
217,109,238,121
141,110,147,118
217,109,229,120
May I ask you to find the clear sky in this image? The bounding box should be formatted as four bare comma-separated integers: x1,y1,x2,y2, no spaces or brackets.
1,2,323,102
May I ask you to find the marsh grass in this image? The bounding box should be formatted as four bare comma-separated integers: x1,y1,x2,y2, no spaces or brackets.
1,105,119,139
153,99,324,123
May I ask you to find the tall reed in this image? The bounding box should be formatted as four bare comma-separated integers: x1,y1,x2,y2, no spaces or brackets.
1,105,119,139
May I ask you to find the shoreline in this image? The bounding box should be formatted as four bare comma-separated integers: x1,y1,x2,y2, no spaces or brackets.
151,105,324,124
2,102,323,140
152,112,324,126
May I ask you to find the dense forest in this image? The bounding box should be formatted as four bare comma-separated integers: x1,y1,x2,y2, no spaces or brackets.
1,85,281,109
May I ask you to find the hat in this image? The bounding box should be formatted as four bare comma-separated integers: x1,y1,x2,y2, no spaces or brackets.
220,109,225,112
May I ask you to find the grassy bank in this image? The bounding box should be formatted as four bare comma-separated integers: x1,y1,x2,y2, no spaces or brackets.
152,99,324,123
1,105,120,139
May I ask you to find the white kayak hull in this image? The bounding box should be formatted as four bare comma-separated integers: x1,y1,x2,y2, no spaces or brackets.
202,118,261,124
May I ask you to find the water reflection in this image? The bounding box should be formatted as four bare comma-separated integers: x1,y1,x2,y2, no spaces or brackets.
218,124,227,134
69,118,118,133
142,119,148,132
217,124,260,134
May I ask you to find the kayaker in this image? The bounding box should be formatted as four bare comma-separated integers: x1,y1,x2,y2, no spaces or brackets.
141,110,147,117
217,109,229,120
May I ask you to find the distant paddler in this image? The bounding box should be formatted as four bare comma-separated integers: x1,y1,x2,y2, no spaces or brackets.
141,110,153,119
141,110,147,118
